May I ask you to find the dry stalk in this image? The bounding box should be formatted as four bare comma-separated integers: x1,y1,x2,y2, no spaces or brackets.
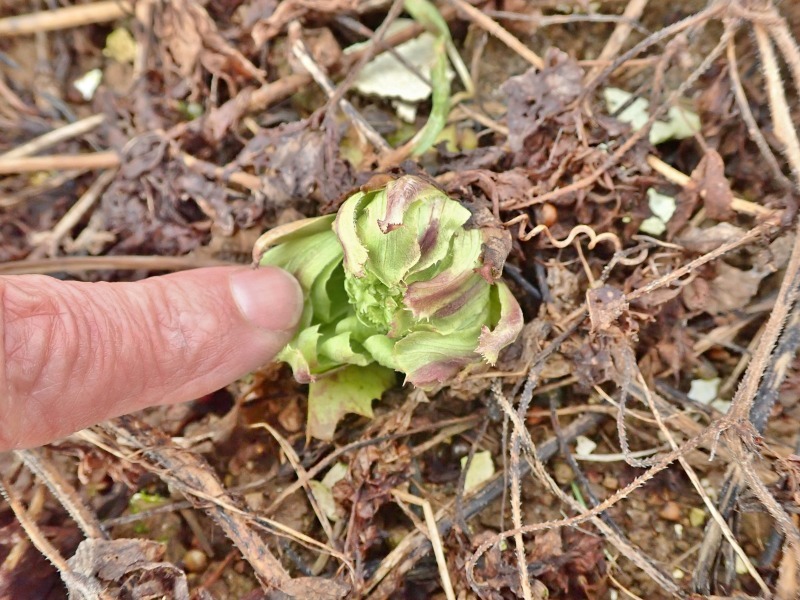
483,385,683,597
0,476,108,599
507,379,541,600
364,414,604,599
506,25,735,210
28,169,117,258
466,406,723,593
325,0,406,119
0,114,106,160
635,373,770,593
585,0,650,83
289,26,390,153
754,24,800,183
253,423,337,546
14,448,106,540
645,155,779,217
725,31,794,191
444,0,543,69
261,415,479,516
96,416,355,594
626,220,775,302
0,1,131,36
391,490,456,600
0,152,119,174
582,1,725,98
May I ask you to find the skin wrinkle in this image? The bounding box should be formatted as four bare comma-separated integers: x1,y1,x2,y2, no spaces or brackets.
22,281,97,443
0,267,301,449
147,277,229,381
0,281,17,450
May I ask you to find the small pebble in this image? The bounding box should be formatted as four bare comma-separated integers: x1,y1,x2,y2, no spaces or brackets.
659,501,682,522
183,549,208,573
540,203,558,227
553,462,574,485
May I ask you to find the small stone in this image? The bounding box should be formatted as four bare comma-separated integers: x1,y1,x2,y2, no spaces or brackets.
553,462,574,485
602,474,618,490
659,501,682,522
183,549,208,573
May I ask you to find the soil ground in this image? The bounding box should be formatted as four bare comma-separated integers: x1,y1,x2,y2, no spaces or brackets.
1,1,800,598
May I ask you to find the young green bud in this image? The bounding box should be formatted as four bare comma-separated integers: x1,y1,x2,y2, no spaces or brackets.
254,175,523,388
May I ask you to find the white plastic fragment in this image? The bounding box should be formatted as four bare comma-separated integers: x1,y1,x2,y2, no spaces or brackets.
73,69,103,101
345,19,454,122
461,450,494,493
688,377,720,404
639,188,677,236
603,87,700,145
574,435,597,456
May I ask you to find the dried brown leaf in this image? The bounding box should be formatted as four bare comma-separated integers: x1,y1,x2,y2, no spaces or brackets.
501,49,584,152
157,0,265,95
587,285,628,333
67,538,190,600
693,149,735,221
676,222,747,254
682,262,766,314
252,0,358,45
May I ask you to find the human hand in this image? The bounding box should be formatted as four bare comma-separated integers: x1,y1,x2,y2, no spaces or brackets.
0,266,303,450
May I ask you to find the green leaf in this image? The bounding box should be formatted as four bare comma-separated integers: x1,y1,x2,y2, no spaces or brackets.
363,334,399,370
256,175,524,398
333,192,370,278
405,188,473,276
308,365,395,440
259,228,342,293
318,331,372,367
404,0,452,40
404,228,485,321
379,176,443,233
476,281,525,365
276,325,322,383
410,38,450,156
404,0,473,95
254,215,336,264
394,329,480,388
357,189,421,286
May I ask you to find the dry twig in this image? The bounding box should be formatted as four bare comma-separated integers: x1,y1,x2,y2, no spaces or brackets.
0,1,131,36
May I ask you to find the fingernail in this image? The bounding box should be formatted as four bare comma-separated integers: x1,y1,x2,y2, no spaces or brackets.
230,267,304,332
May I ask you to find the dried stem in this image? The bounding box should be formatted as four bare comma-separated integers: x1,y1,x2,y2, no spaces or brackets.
0,1,131,36
445,0,544,69
0,152,119,174
0,114,106,160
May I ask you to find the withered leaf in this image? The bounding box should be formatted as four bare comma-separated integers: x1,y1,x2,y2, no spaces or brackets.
677,222,746,254
682,262,766,314
587,285,628,333
253,0,358,45
156,0,265,95
501,49,583,152
692,149,735,221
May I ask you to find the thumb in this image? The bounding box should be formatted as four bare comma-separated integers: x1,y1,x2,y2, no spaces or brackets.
0,266,303,450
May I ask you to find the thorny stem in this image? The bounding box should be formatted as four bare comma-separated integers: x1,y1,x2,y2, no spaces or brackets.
476,386,683,597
